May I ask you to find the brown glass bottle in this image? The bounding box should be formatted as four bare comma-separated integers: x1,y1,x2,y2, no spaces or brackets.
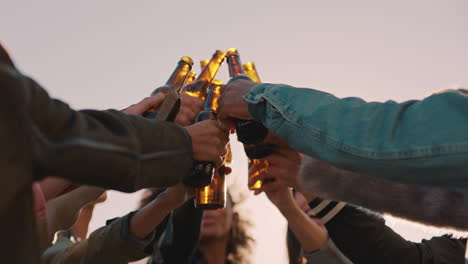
143,56,193,120
195,166,227,209
181,50,226,100
243,62,261,83
248,159,268,190
182,51,226,188
182,71,196,89
241,61,267,190
200,59,209,70
193,80,227,209
226,49,269,146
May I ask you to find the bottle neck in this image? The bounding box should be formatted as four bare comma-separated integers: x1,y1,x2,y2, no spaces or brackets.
227,54,244,77
165,62,192,91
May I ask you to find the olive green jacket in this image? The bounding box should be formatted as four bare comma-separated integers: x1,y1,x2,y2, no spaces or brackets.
41,212,153,264
0,43,192,263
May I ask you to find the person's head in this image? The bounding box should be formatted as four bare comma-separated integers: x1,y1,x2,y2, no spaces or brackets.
140,188,253,263
200,191,253,263
199,193,235,241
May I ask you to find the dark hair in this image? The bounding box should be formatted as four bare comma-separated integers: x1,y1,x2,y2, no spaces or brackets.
287,227,304,264
226,192,254,264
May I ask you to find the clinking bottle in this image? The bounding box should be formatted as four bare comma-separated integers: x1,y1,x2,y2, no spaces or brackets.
182,71,197,87
242,61,268,190
143,56,193,121
225,49,270,147
194,80,227,209
181,50,226,188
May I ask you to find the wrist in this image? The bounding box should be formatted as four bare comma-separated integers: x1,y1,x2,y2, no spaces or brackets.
277,198,300,216
149,195,177,214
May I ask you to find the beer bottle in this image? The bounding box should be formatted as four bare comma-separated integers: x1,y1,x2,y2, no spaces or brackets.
240,61,266,189
182,50,226,100
226,48,269,146
248,159,269,190
243,62,261,83
182,51,226,188
200,59,209,70
143,56,193,121
182,71,196,89
195,166,227,210
194,80,227,209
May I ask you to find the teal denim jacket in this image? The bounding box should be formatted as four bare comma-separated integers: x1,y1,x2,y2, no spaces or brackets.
243,82,468,189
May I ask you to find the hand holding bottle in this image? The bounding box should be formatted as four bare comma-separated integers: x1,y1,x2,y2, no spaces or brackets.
174,92,204,126
155,184,195,212
122,93,166,115
185,120,229,168
217,77,258,123
249,147,303,191
253,173,296,213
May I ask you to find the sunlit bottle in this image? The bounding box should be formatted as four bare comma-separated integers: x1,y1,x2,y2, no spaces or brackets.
182,71,196,89
200,59,209,70
243,62,261,83
195,166,227,210
143,56,193,120
181,50,226,100
194,80,227,209
226,48,269,146
248,159,268,190
243,61,269,189
182,51,226,188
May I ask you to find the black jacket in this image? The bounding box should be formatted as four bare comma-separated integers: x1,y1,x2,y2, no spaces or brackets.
326,205,466,264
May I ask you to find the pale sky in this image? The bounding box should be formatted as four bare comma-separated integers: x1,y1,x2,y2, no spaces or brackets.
2,1,468,263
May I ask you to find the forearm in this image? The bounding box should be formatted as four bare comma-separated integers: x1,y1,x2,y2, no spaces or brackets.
279,202,328,252
129,195,174,240
245,83,468,188
10,68,193,191
42,213,153,264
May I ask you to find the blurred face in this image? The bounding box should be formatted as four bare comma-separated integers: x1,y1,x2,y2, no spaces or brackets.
200,197,236,240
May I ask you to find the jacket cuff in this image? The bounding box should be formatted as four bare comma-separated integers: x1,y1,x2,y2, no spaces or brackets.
109,211,156,250
302,239,352,264
243,83,273,123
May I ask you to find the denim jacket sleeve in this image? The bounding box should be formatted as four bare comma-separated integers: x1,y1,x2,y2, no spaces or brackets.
244,83,468,188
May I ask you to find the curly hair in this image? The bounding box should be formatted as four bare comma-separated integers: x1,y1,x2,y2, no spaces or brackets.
225,192,254,264
139,189,254,264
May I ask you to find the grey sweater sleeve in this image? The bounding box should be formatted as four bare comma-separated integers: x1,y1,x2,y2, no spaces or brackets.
302,239,353,264
41,212,154,264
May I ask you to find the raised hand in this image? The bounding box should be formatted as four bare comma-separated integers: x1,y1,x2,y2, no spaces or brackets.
249,146,303,189
217,77,257,123
129,184,194,240
185,120,229,168
156,183,195,211
122,93,166,115
174,92,204,127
